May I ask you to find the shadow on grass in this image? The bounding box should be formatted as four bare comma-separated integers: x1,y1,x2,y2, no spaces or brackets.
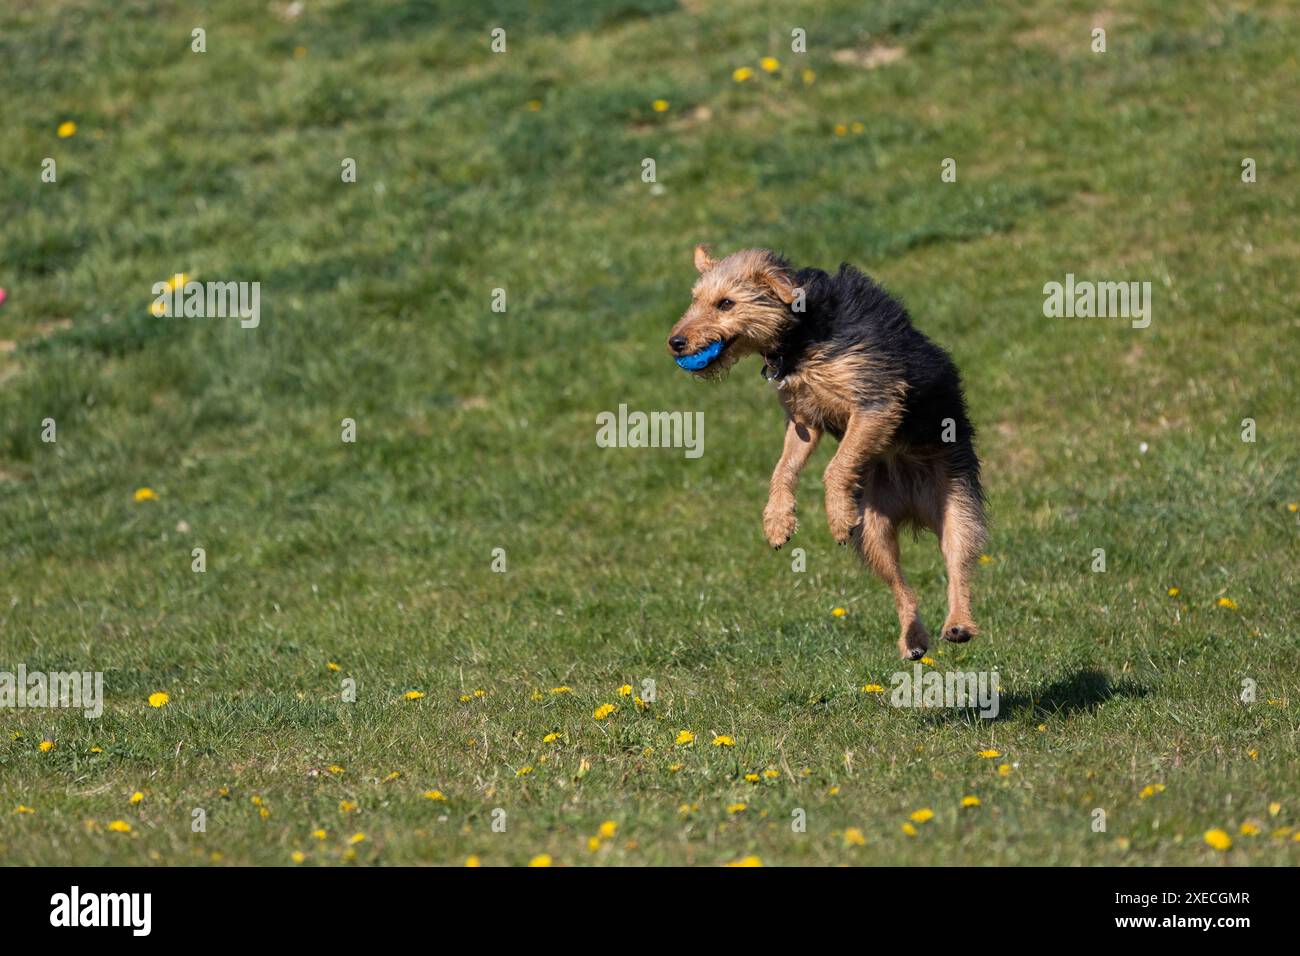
919,667,1149,726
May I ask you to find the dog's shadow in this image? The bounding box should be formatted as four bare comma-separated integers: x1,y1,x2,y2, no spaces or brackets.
921,667,1147,725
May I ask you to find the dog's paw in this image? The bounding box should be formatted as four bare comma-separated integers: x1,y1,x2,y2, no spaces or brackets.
898,620,930,660
763,506,798,549
825,500,859,545
941,620,979,644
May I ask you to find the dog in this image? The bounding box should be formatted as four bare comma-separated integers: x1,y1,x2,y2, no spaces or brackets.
667,245,986,660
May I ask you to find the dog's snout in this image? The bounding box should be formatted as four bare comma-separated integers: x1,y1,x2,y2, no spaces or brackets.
668,335,688,354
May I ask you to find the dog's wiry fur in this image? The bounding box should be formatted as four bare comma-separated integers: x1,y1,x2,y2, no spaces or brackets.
668,245,987,659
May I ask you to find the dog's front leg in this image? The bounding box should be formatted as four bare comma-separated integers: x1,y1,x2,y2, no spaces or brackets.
823,406,902,544
763,418,820,549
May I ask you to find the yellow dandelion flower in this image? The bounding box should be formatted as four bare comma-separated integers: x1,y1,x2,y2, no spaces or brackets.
289,849,306,863
134,487,158,502
311,829,327,840
107,820,132,833
148,691,170,708
550,686,573,695
978,554,994,565
348,832,366,845
465,855,481,867
667,763,684,772
327,765,345,774
831,606,847,618
760,57,780,72
977,749,1000,759
850,121,865,134
15,805,36,815
617,684,633,697
844,826,866,846
763,768,779,779
593,703,617,720
862,684,885,693
259,806,270,818
733,66,754,82
726,803,747,814
998,763,1013,777
129,791,144,805
1268,802,1281,817
1239,822,1261,836
1247,748,1258,760
422,790,447,801
327,661,341,671
598,820,617,839
1288,502,1298,513
1167,587,1180,597
1139,783,1166,799
542,732,561,743
675,730,695,746
458,694,472,702
726,855,762,867
58,120,78,138
828,785,840,796
587,836,601,851
910,808,934,824
338,800,357,813
961,795,981,808
516,766,533,777
529,690,544,701
651,100,669,113
404,690,425,700
1036,724,1047,732
39,740,54,753
342,849,357,861
834,123,849,136
1217,597,1238,610
473,689,485,698
383,771,400,783
744,773,760,783
1203,828,1232,851
901,822,918,836
528,853,552,867
802,68,815,85
712,735,735,747
920,656,937,666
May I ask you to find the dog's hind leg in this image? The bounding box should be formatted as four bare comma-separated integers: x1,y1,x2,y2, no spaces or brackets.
938,481,986,643
856,503,929,660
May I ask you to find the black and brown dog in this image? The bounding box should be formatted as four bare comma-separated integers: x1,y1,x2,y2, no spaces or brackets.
667,245,986,660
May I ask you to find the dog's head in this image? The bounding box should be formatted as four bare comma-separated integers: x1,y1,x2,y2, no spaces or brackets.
667,245,797,376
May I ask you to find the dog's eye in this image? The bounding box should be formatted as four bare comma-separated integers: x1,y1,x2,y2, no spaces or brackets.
716,298,735,311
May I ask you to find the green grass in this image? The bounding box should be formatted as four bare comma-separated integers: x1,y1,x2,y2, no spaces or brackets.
1,0,1297,866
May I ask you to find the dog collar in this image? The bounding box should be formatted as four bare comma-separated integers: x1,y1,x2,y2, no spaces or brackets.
761,353,787,382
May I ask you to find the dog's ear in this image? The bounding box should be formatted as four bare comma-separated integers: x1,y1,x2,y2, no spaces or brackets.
693,243,716,273
759,261,797,305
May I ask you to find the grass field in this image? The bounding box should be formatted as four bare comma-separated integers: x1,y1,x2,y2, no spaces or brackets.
1,0,1297,867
